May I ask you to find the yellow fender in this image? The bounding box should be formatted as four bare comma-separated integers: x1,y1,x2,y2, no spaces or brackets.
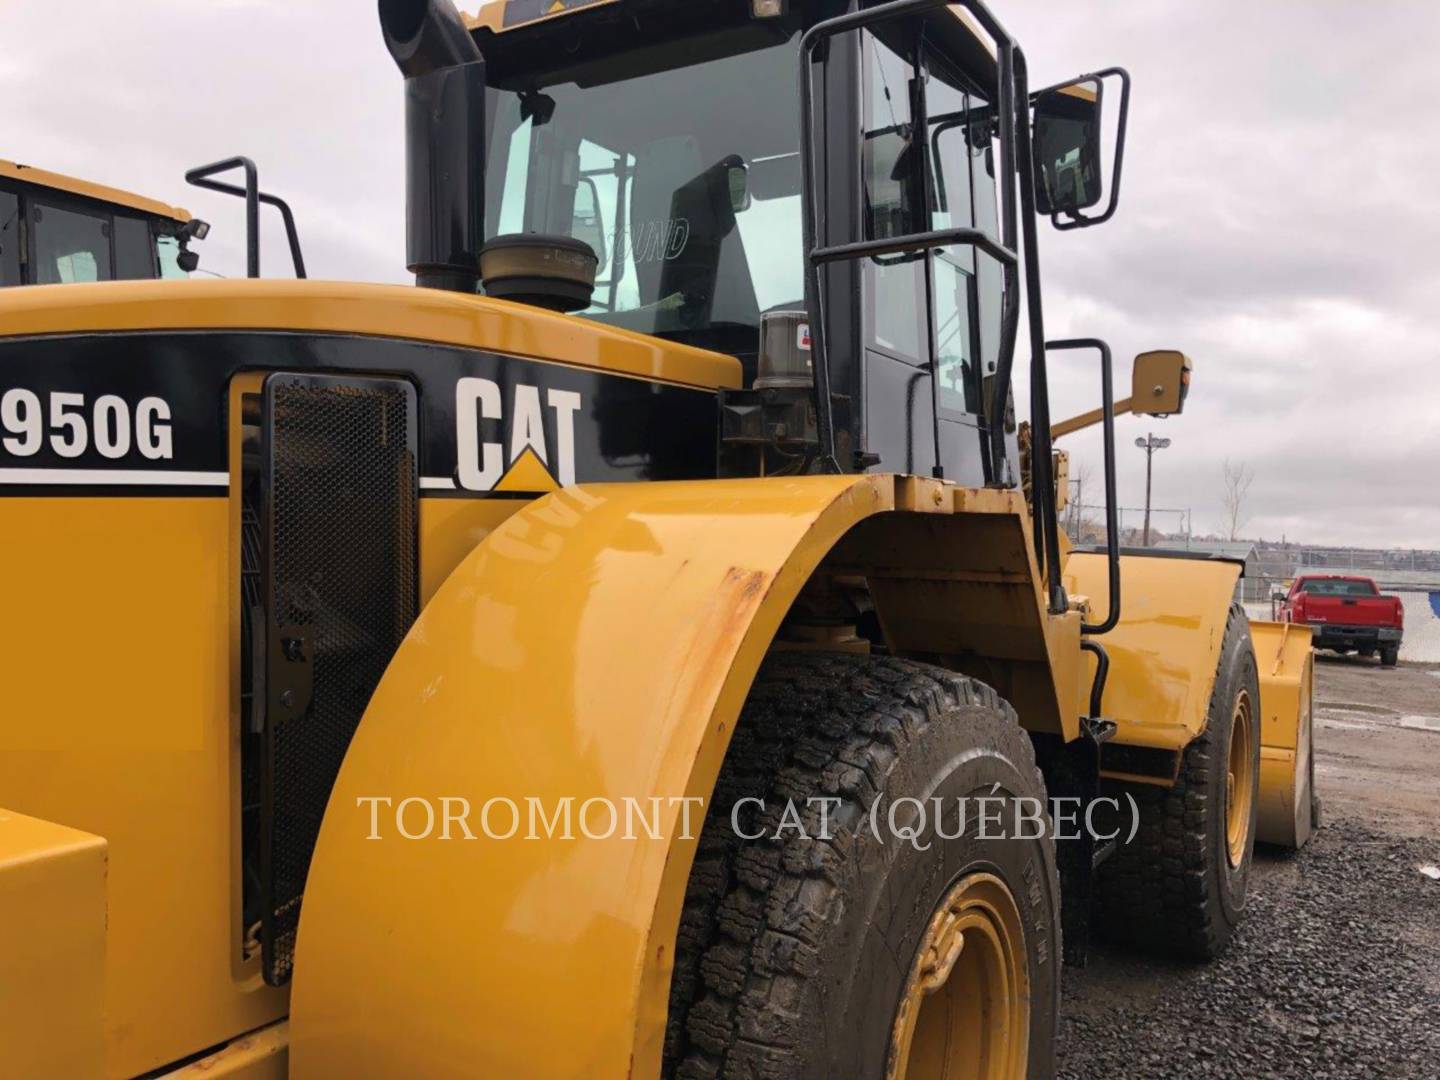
1064,552,1241,760
1250,620,1317,848
290,476,897,1078
1064,555,1318,846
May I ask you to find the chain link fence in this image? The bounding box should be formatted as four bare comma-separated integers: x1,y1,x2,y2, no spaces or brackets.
1062,506,1440,612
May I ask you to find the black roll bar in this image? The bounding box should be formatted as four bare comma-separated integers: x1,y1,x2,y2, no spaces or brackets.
185,157,308,279
1047,338,1120,634
1009,48,1065,613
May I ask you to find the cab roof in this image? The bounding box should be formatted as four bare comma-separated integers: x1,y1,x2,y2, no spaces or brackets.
0,159,191,223
465,0,997,88
463,0,618,34
464,0,997,61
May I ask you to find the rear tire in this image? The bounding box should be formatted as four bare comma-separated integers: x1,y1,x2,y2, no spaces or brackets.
1097,604,1261,960
664,652,1060,1079
1381,644,1399,667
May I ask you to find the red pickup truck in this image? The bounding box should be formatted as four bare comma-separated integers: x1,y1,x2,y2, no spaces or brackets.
1275,575,1405,666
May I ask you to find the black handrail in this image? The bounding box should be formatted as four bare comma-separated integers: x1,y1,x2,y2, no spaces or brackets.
1047,338,1120,634
1010,49,1065,613
185,157,307,279
811,228,1017,268
1080,639,1109,718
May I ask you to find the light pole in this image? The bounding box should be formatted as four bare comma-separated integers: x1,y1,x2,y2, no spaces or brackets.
1135,433,1171,546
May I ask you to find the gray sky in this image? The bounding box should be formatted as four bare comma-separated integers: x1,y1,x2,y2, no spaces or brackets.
7,1,1438,548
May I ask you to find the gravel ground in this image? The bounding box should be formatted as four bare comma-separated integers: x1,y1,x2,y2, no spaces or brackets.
1056,657,1440,1078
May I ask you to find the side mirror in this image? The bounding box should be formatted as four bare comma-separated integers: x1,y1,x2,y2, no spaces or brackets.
572,178,608,268
727,161,752,214
1132,350,1192,417
1031,67,1131,229
1033,78,1104,215
1050,347,1192,441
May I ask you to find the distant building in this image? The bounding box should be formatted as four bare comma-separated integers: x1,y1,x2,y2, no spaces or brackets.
1161,539,1264,602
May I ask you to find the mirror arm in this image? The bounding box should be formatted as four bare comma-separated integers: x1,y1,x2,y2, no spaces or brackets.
1052,395,1134,440
1051,66,1130,231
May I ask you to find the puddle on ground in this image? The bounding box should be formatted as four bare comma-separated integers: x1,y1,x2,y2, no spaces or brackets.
1317,700,1397,714
1318,716,1383,732
1398,715,1440,733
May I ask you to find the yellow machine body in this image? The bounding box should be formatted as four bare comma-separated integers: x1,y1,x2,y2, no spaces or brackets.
1,1,1293,1074
1250,620,1317,848
288,473,1081,1079
1,280,1085,1077
0,492,289,1077
0,810,107,1079
0,279,733,1077
1065,552,1316,841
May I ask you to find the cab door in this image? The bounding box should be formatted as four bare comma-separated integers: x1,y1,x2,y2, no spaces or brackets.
857,27,999,485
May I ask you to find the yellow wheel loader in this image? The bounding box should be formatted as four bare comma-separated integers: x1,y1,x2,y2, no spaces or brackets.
0,1,1315,1077
0,160,208,286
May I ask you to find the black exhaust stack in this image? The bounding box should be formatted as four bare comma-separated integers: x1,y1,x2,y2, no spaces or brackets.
380,0,486,292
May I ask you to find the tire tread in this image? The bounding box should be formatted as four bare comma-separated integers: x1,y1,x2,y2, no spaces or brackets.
664,651,1043,1079
1096,602,1257,960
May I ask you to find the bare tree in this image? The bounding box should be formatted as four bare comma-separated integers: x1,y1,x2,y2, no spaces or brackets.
1065,461,1093,539
1221,459,1255,542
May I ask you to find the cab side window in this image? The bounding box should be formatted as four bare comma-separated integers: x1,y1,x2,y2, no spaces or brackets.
31,202,113,284
862,31,926,361
861,33,985,418
0,190,21,285
926,56,982,417
968,93,1005,426
114,216,158,280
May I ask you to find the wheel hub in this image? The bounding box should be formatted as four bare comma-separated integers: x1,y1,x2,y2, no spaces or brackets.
1226,689,1256,867
888,872,1029,1080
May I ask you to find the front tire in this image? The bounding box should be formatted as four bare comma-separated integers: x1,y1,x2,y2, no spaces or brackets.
1098,604,1261,960
664,652,1060,1079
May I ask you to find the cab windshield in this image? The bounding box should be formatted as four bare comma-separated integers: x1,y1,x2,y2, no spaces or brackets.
484,26,804,359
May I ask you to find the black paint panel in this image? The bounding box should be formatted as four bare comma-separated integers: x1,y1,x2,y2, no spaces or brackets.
0,331,718,493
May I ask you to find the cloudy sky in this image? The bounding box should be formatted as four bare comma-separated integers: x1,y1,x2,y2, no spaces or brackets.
7,1,1438,548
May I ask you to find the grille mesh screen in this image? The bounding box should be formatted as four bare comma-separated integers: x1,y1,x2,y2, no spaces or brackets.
260,374,418,985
